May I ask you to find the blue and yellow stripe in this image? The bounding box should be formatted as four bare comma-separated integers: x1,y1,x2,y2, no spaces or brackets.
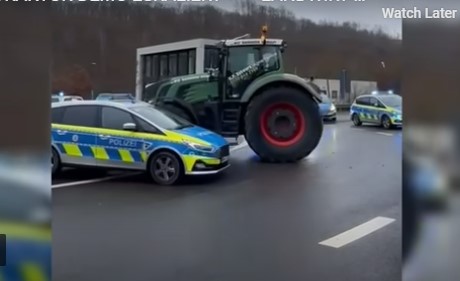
56,143,147,163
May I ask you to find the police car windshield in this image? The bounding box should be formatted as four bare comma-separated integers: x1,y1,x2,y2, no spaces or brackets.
321,94,331,103
379,95,402,108
131,106,192,130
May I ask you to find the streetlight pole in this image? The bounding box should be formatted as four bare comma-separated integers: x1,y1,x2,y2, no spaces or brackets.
91,62,96,99
380,60,386,91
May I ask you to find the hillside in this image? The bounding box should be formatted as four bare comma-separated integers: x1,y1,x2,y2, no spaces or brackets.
51,1,401,98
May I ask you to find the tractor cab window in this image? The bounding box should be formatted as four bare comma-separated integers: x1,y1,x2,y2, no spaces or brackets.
227,46,280,76
226,46,281,96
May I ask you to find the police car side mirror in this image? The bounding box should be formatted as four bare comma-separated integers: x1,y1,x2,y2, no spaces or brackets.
123,123,137,131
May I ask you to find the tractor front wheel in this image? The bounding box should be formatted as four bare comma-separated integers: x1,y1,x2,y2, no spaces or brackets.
244,87,323,162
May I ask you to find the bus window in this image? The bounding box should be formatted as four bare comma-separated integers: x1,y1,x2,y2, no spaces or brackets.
188,50,196,74
178,52,188,76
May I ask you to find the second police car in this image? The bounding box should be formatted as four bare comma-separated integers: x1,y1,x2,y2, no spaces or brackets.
51,100,230,185
350,91,402,129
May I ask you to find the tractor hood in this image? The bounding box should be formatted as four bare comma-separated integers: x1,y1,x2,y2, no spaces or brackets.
171,126,229,147
144,74,211,103
169,74,211,84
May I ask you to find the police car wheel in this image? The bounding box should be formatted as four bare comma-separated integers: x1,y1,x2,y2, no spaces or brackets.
51,147,61,176
352,114,362,126
382,115,392,129
149,151,182,185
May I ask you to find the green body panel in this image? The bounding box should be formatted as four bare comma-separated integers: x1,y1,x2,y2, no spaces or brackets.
150,74,217,105
240,72,322,103
163,74,218,104
148,43,321,106
155,72,321,106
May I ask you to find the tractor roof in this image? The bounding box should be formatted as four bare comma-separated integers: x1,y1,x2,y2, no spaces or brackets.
222,38,284,47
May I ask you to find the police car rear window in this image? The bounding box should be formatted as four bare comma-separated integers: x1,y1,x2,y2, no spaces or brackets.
61,106,98,127
51,108,65,123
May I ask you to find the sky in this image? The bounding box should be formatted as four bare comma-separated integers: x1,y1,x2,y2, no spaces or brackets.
179,0,403,38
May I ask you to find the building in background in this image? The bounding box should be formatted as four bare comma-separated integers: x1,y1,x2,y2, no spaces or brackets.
135,39,220,101
310,78,378,107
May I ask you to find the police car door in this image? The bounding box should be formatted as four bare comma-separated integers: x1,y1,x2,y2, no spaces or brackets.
368,97,382,124
52,105,98,167
96,106,145,169
355,96,371,122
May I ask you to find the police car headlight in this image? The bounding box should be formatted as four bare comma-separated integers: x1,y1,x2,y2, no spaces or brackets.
183,141,215,153
329,104,336,112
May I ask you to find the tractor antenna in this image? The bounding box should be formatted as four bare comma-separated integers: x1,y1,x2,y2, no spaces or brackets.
231,33,250,40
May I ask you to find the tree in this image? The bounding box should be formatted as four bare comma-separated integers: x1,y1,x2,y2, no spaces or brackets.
52,64,92,98
50,0,401,97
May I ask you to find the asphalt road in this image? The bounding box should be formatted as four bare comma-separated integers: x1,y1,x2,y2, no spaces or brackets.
52,114,402,281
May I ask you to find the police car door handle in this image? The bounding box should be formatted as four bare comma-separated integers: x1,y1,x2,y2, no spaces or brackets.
98,134,110,140
56,130,67,135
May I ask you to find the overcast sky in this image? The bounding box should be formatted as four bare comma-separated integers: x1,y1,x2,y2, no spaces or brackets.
180,0,403,38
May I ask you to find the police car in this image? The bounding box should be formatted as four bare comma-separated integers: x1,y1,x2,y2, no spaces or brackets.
51,100,230,185
350,91,402,129
0,163,51,281
51,95,83,103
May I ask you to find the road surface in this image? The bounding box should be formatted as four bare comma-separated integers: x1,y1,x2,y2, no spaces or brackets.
52,113,402,281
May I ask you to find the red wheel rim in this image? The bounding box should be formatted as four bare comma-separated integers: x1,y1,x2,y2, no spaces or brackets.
259,102,306,147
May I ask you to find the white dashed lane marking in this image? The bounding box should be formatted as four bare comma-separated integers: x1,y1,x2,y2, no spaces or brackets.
230,139,248,152
376,132,394,136
52,172,142,189
319,217,396,248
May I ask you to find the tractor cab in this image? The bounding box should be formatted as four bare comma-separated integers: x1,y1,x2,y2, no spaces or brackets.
209,27,287,100
145,27,291,135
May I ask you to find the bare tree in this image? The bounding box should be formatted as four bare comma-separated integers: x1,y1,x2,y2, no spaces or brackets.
50,0,401,95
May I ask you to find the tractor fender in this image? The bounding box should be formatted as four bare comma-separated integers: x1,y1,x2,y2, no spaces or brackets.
240,73,323,103
162,98,199,123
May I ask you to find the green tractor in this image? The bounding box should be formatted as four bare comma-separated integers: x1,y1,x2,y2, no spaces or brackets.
144,27,324,162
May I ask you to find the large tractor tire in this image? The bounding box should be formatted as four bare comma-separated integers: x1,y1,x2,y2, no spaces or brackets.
244,86,323,162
